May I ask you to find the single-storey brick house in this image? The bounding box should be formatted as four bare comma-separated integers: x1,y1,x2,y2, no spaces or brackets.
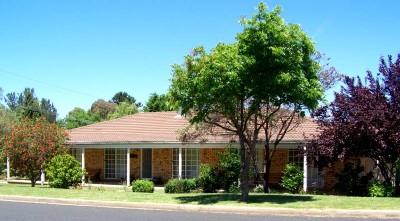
67,111,374,190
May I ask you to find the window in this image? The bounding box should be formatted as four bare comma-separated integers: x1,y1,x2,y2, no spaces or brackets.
172,148,199,179
69,147,82,165
255,148,264,173
104,148,127,180
288,149,303,169
288,148,324,188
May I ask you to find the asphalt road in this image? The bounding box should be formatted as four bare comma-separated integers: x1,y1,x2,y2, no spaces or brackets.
0,201,397,221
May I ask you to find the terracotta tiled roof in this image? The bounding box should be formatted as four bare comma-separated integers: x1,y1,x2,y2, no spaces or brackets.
68,111,318,144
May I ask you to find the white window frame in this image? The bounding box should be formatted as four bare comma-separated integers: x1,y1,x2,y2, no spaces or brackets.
288,148,324,188
172,148,199,179
104,148,127,180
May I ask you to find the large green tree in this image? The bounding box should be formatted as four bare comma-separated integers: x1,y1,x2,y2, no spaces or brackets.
170,3,323,201
2,117,68,187
237,3,324,193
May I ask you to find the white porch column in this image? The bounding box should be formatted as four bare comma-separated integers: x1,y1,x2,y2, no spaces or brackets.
126,148,131,187
303,146,308,193
6,156,10,180
81,148,85,184
178,146,182,179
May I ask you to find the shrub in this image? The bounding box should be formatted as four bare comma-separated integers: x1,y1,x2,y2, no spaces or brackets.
368,180,394,197
334,160,373,196
280,163,303,193
228,181,241,193
131,179,154,193
164,179,181,193
182,178,198,192
46,154,86,189
215,148,241,191
164,178,198,193
198,164,219,193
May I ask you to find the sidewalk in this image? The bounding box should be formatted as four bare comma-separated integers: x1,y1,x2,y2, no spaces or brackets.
0,194,399,219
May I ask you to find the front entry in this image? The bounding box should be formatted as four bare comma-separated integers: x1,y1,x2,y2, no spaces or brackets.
104,148,127,180
141,149,152,179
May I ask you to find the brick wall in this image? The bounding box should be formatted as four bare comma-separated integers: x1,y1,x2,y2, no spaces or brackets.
153,148,172,183
85,149,104,180
200,148,224,165
130,149,141,180
269,149,288,184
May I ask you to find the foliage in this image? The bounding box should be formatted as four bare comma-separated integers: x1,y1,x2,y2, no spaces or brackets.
143,93,176,112
198,164,219,193
334,160,373,196
63,107,101,129
214,148,241,191
5,88,57,122
368,180,395,197
164,178,198,193
305,54,400,195
90,99,117,119
131,179,154,193
228,181,241,193
107,101,138,119
170,3,323,201
280,163,303,193
1,117,68,186
46,154,85,189
110,91,142,107
252,184,264,193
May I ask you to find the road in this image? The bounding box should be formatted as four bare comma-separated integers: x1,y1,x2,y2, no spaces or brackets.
0,201,397,221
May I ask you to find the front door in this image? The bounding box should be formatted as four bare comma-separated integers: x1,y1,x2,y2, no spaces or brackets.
141,149,152,179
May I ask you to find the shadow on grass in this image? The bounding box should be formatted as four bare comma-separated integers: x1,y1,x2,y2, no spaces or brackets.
175,193,316,205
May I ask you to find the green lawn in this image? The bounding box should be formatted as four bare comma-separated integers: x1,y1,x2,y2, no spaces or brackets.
1,183,400,210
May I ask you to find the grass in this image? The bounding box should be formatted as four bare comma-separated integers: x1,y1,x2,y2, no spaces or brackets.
1,183,400,210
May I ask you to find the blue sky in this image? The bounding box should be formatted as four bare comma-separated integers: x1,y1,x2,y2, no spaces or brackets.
0,0,399,118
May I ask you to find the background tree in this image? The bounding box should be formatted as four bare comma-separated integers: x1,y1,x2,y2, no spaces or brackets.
5,88,57,122
108,101,139,119
63,107,101,129
305,54,400,195
170,3,323,201
90,99,117,120
143,93,176,112
110,91,142,107
2,117,68,187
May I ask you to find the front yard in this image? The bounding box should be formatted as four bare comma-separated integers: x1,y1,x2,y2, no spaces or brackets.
1,183,400,210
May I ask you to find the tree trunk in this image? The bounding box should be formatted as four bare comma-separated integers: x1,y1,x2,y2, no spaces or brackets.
263,159,272,193
30,178,36,187
239,140,250,202
263,143,271,193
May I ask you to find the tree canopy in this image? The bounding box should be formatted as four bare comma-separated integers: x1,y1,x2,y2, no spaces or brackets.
2,117,68,187
143,93,177,112
306,54,400,195
170,3,323,201
4,88,57,123
110,91,142,107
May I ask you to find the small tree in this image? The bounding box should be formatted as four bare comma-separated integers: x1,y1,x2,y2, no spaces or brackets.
2,117,68,187
305,54,400,195
46,154,85,188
